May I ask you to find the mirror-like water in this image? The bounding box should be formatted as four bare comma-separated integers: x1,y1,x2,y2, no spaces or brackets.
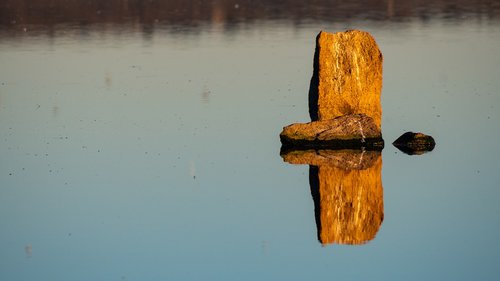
1,1,500,280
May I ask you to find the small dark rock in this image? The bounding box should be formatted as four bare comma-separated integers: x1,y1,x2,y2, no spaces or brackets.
392,132,435,155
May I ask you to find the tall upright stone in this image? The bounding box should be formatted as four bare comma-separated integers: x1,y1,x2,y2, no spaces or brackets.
311,30,383,128
280,30,385,245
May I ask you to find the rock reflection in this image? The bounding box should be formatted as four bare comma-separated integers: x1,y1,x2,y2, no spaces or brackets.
1,0,498,37
282,149,383,246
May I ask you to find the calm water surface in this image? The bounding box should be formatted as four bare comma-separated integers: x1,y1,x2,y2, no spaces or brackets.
1,2,500,280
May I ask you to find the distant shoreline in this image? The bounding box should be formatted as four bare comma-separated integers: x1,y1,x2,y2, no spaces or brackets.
1,0,499,30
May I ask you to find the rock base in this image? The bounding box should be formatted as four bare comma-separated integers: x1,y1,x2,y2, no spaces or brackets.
280,114,384,151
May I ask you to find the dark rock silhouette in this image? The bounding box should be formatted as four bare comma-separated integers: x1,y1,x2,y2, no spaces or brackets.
393,132,436,155
308,31,320,122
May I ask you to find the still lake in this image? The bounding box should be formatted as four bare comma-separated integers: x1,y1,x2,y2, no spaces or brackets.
1,3,500,281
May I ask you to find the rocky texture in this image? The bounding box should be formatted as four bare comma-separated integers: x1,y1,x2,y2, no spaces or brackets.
280,114,384,150
316,156,383,245
309,30,383,128
279,30,385,245
282,149,384,245
392,132,436,155
285,29,384,149
281,149,380,170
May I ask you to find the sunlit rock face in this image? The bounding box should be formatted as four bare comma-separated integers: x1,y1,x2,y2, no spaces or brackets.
286,29,384,148
282,149,384,246
312,30,383,128
280,114,383,150
280,30,384,245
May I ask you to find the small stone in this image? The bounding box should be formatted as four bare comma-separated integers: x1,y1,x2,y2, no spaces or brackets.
392,132,436,155
280,114,383,150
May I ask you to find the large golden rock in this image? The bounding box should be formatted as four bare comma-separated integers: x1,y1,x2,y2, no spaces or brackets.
312,30,383,128
279,30,384,246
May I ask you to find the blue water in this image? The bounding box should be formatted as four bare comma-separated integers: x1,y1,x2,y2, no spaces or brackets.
1,6,500,281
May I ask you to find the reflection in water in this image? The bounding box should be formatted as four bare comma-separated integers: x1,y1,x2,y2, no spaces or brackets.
1,0,499,37
282,149,383,246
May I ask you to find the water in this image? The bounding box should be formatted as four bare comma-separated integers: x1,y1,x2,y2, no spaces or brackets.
1,1,500,280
